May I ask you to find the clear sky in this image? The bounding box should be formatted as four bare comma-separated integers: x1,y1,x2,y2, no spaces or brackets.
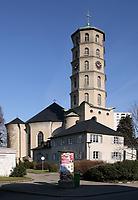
0,0,138,122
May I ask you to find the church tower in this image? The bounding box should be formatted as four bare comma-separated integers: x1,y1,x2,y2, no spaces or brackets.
70,16,114,129
70,18,106,109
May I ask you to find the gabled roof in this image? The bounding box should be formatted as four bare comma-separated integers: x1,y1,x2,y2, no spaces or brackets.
6,117,25,125
27,103,64,123
53,119,121,138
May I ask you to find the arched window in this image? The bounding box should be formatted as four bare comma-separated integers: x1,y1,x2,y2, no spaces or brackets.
85,33,89,42
97,76,101,88
98,94,101,106
85,75,89,86
96,49,100,57
85,93,89,102
84,48,89,56
74,95,76,105
95,35,99,43
84,60,89,70
38,132,44,146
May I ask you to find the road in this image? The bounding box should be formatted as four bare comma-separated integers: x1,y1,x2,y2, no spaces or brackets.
1,189,138,200
1,173,138,200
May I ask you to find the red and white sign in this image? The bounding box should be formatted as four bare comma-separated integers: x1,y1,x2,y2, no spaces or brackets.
60,152,74,173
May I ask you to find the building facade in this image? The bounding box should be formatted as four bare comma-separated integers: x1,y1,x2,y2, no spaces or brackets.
114,112,132,130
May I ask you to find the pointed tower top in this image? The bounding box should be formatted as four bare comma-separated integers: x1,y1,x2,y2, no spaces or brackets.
86,11,91,26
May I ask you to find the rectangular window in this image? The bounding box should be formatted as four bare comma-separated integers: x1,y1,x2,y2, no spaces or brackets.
68,138,73,145
93,151,99,159
77,135,83,143
90,134,102,143
60,138,65,145
113,136,119,144
52,140,56,147
111,152,121,160
113,136,122,144
52,153,56,161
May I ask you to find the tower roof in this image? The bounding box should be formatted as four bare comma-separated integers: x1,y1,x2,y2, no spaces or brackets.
27,102,65,123
71,26,105,40
6,117,25,125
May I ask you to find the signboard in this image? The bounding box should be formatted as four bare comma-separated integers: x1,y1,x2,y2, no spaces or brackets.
60,152,74,173
59,152,74,181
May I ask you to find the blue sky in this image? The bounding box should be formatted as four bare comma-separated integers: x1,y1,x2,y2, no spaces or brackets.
0,0,138,122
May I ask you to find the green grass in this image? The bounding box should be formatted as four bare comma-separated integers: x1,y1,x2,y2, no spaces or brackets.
0,176,32,182
27,169,49,174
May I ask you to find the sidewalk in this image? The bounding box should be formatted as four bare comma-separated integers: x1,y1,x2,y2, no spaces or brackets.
1,173,138,197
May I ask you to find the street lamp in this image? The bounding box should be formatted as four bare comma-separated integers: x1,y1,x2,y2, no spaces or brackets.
41,156,45,170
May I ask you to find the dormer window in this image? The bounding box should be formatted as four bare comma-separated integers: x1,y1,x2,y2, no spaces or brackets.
85,33,89,42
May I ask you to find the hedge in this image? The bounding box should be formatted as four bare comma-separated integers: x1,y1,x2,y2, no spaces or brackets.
83,160,138,182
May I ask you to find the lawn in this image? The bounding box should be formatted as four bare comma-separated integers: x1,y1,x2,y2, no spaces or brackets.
27,169,49,174
0,176,32,183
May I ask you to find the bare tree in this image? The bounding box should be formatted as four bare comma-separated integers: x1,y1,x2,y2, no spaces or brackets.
0,106,7,147
131,103,138,137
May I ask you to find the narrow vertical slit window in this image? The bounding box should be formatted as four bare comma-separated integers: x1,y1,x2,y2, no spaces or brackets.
84,60,89,70
98,94,101,106
85,33,89,42
85,93,89,102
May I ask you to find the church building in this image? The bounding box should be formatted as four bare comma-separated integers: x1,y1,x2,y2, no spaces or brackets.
6,18,136,163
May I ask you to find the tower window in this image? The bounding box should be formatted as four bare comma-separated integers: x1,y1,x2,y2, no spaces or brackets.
84,48,89,56
85,93,89,102
38,131,44,146
84,60,89,70
85,33,89,42
96,49,100,57
95,35,99,43
75,51,78,59
74,78,77,88
84,75,89,86
75,36,79,45
73,95,77,105
98,94,101,106
97,76,101,88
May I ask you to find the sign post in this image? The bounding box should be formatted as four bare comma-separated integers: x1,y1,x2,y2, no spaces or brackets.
41,156,45,171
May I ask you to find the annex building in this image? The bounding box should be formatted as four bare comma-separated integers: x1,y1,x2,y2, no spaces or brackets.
6,19,136,163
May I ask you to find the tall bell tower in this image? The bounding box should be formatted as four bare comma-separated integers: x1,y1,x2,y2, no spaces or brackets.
70,17,106,109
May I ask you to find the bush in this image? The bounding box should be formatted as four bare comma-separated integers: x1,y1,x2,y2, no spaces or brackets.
48,163,58,172
35,162,58,172
83,160,138,182
74,160,104,175
10,162,27,177
23,160,36,169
